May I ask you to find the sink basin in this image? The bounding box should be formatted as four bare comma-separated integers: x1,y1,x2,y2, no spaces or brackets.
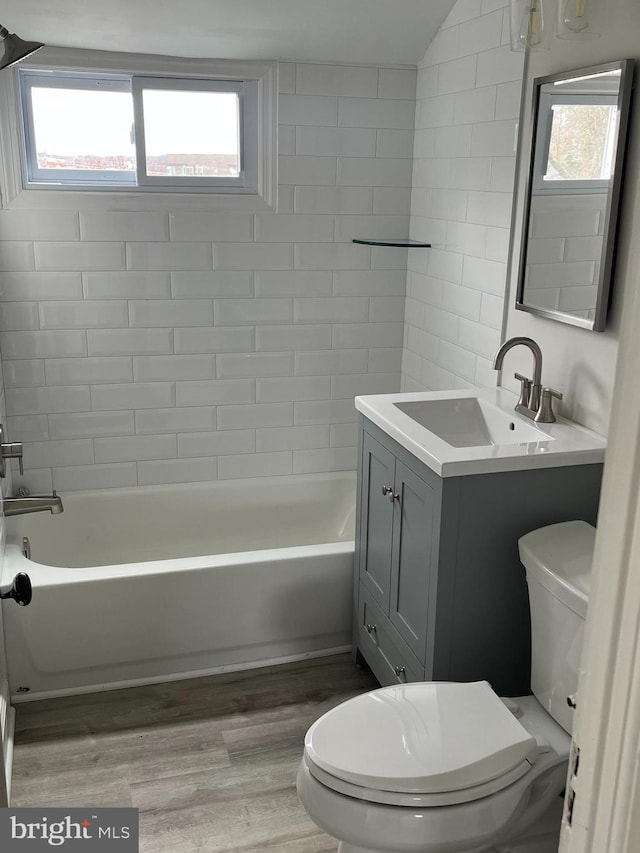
355,388,606,477
394,398,547,448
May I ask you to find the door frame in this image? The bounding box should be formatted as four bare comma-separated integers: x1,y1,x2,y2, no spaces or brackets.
0,530,14,807
559,188,640,853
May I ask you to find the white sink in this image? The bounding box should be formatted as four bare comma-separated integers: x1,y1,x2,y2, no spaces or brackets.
355,388,606,477
394,397,547,448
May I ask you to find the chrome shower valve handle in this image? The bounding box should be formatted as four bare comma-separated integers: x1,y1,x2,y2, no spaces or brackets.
0,423,23,478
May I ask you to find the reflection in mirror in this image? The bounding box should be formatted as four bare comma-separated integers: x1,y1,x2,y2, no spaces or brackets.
517,60,634,331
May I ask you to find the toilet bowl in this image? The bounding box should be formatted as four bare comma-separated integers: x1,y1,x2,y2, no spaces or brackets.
297,520,595,853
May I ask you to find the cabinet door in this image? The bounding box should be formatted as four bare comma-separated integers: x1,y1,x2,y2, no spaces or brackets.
389,460,435,662
359,432,396,609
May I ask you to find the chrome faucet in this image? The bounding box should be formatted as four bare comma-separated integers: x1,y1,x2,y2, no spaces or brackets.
3,491,64,517
492,336,562,423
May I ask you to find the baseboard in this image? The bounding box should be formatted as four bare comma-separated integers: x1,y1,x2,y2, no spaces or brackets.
12,645,353,703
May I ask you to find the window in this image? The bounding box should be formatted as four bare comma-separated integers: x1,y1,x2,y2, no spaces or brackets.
21,72,136,185
533,91,619,194
0,48,276,209
19,70,258,193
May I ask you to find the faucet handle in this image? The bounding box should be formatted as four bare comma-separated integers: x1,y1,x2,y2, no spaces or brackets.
514,372,532,408
0,423,23,478
535,387,563,424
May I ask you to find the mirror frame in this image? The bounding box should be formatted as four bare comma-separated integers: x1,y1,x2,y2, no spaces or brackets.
516,59,634,332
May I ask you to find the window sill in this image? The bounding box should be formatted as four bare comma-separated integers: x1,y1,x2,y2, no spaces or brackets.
4,187,277,213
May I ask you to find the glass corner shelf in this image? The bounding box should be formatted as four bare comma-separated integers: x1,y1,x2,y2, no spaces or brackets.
352,238,431,248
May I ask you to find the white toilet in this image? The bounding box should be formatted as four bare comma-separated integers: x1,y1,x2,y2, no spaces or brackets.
297,520,595,853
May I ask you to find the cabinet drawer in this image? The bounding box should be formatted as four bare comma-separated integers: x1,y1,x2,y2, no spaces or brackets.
358,588,424,686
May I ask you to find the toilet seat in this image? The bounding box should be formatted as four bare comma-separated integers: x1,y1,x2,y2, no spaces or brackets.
304,751,537,807
303,681,539,807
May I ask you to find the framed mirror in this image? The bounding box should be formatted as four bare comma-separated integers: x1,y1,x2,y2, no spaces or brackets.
516,60,634,332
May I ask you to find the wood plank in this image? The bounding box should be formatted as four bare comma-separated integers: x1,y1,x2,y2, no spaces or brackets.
11,654,377,852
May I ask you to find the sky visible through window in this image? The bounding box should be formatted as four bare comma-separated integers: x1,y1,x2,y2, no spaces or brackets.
32,88,135,170
142,89,239,177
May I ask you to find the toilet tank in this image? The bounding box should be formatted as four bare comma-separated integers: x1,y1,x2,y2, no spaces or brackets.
518,520,596,734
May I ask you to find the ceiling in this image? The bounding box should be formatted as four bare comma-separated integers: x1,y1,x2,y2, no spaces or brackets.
1,0,457,67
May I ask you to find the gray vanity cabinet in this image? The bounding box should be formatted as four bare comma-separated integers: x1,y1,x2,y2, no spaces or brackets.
354,416,603,697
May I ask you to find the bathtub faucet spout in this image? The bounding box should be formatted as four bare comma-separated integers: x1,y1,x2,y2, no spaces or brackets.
3,491,64,517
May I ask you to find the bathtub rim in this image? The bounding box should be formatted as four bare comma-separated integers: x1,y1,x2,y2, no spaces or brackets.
3,539,355,585
4,468,356,580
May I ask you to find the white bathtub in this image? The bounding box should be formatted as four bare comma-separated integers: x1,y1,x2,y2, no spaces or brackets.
1,472,355,702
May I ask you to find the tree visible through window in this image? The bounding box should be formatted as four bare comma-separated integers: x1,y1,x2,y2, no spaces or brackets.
545,103,618,182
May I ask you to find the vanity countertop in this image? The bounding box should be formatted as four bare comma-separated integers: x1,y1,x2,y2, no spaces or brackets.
355,387,606,478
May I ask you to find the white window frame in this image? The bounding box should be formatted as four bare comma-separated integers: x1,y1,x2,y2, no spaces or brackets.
0,47,277,211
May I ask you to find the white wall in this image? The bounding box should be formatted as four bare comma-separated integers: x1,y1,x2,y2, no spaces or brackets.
0,61,416,491
401,0,524,392
503,0,640,436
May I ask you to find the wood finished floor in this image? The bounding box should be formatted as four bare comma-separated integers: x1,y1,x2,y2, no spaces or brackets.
10,654,378,852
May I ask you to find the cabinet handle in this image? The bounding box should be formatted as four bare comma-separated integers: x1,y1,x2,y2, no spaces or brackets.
394,665,406,681
381,485,400,502
366,623,377,634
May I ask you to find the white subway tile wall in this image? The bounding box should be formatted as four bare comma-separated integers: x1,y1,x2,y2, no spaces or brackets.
0,61,417,489
524,194,605,320
401,0,523,392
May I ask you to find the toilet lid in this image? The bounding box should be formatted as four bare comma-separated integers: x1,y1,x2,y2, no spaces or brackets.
304,681,538,795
